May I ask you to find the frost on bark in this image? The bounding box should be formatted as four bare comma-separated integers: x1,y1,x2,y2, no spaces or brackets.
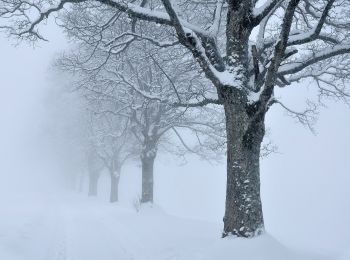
221,88,265,237
217,2,267,236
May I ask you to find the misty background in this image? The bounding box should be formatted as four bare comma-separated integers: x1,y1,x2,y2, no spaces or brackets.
0,22,349,257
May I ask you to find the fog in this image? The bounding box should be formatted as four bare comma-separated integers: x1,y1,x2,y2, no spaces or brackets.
0,23,349,260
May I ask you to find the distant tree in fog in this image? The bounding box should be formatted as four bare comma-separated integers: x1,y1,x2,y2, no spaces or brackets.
57,42,225,204
42,76,92,191
86,144,104,197
87,104,139,202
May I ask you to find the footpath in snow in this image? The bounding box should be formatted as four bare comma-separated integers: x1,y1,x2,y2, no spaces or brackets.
0,192,346,260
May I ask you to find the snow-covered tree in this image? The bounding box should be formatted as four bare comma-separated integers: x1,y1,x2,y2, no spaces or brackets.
57,41,225,203
87,102,138,202
86,144,104,197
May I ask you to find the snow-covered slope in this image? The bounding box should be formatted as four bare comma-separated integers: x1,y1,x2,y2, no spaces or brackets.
0,193,339,260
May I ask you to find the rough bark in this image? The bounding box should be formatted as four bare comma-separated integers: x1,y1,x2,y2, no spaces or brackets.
220,7,268,236
220,87,266,238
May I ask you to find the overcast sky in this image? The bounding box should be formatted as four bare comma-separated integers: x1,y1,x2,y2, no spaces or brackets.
0,23,349,257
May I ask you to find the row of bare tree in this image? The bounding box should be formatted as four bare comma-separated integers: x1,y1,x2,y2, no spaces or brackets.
55,44,225,204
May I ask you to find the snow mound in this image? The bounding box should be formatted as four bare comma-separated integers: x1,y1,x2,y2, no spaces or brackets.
0,193,337,260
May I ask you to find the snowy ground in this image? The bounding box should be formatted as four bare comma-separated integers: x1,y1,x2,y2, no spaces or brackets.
0,192,345,260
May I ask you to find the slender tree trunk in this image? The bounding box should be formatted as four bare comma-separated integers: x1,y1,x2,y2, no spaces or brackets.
109,170,120,203
88,172,99,196
221,88,266,238
141,155,156,203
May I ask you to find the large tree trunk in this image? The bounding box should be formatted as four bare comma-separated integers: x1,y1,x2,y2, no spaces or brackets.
140,155,156,203
221,88,266,238
88,172,99,197
109,172,120,203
